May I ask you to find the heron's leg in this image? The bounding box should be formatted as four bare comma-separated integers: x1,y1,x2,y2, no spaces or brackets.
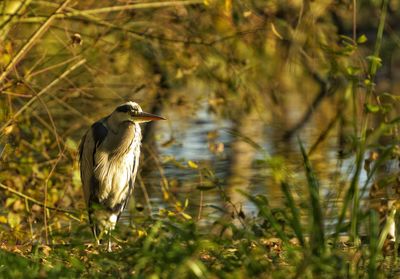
107,231,112,252
96,228,105,246
387,200,397,242
94,230,101,246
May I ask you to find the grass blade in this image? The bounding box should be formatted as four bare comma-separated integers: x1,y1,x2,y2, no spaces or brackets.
298,138,325,255
281,182,305,247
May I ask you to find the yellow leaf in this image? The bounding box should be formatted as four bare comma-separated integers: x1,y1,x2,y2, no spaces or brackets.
163,190,169,201
181,212,192,220
271,23,283,40
137,229,147,238
188,160,198,169
224,0,232,15
5,197,16,208
3,124,15,135
7,212,21,229
175,201,182,211
243,11,252,17
65,137,78,151
41,245,52,256
0,215,7,223
168,211,176,217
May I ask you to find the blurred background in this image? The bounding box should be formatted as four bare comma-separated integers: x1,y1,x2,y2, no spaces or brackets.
1,0,400,246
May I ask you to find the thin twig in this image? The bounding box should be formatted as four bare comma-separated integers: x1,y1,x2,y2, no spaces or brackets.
14,98,66,148
15,7,264,47
144,145,173,202
308,109,342,156
21,80,62,153
197,171,204,221
12,0,202,20
0,0,33,38
0,58,86,134
43,150,65,244
1,91,32,98
197,191,203,221
20,139,51,160
27,56,81,79
137,173,153,216
49,94,93,123
64,0,203,16
0,182,79,220
352,0,357,41
0,0,72,85
0,143,6,160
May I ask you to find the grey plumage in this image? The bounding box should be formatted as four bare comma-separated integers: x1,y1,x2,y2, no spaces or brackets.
78,101,165,250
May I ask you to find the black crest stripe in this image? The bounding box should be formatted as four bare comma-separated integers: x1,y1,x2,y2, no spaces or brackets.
116,104,133,113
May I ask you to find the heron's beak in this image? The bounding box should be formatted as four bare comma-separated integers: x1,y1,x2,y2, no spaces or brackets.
133,111,166,122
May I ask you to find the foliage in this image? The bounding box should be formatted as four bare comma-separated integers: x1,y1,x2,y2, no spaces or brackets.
2,0,400,278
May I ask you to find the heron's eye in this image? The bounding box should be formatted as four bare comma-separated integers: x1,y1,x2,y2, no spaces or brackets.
116,105,132,113
131,107,139,114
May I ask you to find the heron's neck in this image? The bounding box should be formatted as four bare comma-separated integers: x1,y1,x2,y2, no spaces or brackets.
104,118,141,154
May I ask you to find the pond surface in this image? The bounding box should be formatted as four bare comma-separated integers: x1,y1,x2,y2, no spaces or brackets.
115,91,373,231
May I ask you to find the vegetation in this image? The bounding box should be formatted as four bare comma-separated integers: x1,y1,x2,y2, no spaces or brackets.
1,0,400,278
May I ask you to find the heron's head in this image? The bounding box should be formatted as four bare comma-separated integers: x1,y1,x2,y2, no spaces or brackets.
112,101,165,124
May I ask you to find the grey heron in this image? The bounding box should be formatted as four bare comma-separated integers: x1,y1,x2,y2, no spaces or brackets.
78,101,165,251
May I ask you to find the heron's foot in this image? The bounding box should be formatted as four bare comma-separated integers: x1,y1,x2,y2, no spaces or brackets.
96,229,105,245
106,232,112,252
92,237,101,249
85,242,96,249
109,232,127,243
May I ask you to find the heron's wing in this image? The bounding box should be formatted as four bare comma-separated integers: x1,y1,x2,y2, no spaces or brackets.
79,120,108,206
79,131,91,206
129,126,141,191
92,121,108,146
121,145,140,213
129,151,139,188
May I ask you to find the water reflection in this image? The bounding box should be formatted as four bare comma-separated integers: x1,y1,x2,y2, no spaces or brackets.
125,96,370,229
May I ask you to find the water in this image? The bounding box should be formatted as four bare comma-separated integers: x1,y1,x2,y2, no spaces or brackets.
124,98,370,228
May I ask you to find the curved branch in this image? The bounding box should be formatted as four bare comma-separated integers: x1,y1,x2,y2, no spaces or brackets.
0,182,80,221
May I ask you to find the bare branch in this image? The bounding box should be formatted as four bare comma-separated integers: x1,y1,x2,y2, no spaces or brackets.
0,0,72,85
0,182,80,221
0,58,86,134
